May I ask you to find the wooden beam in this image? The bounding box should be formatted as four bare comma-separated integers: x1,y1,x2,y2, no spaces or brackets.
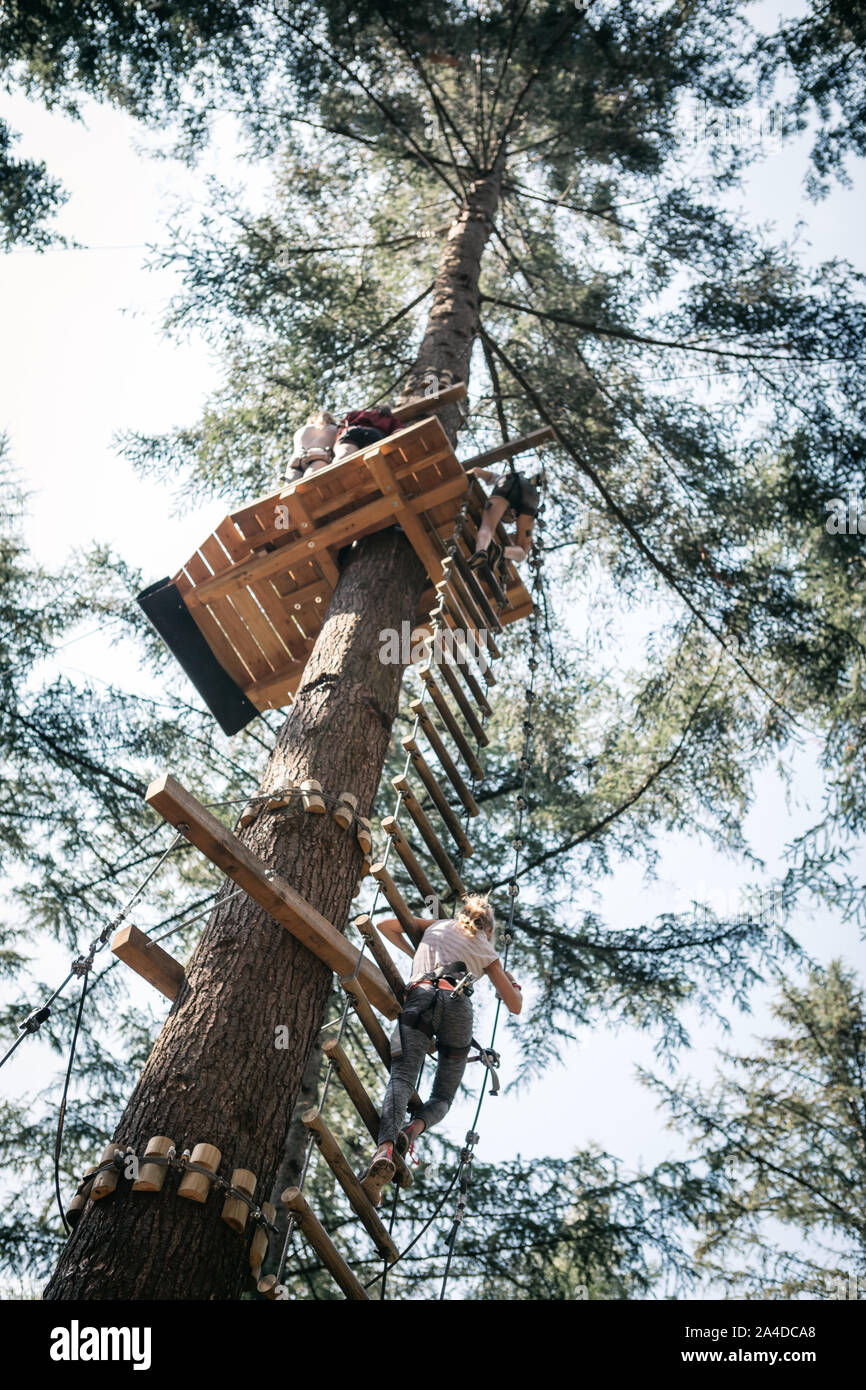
392,381,467,423
391,775,468,898
302,1108,399,1264
144,773,399,1019
460,425,554,472
110,924,186,1002
340,975,393,1070
281,1188,369,1300
354,915,406,1003
369,862,426,943
400,738,473,854
409,699,479,817
380,816,436,903
321,1039,413,1190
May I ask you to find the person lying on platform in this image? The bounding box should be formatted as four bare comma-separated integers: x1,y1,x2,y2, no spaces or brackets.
360,894,522,1208
284,410,338,485
466,466,539,578
331,403,403,464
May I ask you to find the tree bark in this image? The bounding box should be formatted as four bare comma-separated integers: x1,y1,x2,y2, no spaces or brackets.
44,164,502,1302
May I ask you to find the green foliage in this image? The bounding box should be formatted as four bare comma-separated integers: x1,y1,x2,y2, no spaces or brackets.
646,961,866,1297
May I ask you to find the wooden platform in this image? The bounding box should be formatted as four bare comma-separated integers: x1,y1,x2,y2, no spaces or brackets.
174,416,533,713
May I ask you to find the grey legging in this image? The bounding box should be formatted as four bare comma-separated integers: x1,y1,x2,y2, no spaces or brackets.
378,985,474,1145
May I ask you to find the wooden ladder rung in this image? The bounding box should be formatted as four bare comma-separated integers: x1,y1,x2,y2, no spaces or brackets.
436,658,489,741
111,924,186,1001
281,1187,369,1300
145,773,398,1020
435,578,500,680
321,1039,413,1189
445,544,503,634
380,816,437,903
442,556,503,652
418,668,485,780
392,775,469,897
354,915,406,1003
409,700,479,818
401,737,473,855
369,862,426,944
302,1108,399,1264
431,629,493,720
340,974,393,1070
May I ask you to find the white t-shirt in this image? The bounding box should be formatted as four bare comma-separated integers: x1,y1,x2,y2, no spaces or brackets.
409,918,499,985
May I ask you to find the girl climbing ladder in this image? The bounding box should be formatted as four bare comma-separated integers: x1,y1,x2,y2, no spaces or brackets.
361,895,523,1207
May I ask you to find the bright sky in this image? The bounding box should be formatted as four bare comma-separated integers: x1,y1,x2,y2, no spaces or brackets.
1,6,865,1296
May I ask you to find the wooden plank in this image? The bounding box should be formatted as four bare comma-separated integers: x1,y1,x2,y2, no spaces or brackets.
392,381,467,422
391,775,468,898
365,448,445,585
185,552,273,684
110,924,186,1001
281,1188,369,1300
354,915,406,1003
189,493,398,603
340,975,393,1070
401,737,473,854
460,425,554,472
380,816,436,903
302,1108,399,1264
369,862,426,944
176,571,254,691
145,773,399,1019
409,699,479,817
200,536,290,675
418,669,484,782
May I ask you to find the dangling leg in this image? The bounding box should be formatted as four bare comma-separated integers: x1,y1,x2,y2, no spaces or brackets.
472,495,509,558
505,512,535,564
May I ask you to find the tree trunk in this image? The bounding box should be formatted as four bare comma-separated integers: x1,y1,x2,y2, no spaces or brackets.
44,165,501,1302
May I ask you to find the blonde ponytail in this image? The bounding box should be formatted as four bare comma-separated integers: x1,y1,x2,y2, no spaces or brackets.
455,894,494,938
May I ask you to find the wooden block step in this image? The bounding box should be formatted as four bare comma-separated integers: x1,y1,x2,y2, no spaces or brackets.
460,425,554,472
354,915,407,1003
322,1039,413,1190
281,1187,369,1300
145,773,398,1019
302,1108,399,1264
380,816,436,903
391,775,468,898
400,738,473,855
110,924,186,1002
418,669,485,780
409,700,479,817
369,861,427,945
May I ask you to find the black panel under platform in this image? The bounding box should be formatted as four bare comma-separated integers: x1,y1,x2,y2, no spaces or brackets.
137,577,260,736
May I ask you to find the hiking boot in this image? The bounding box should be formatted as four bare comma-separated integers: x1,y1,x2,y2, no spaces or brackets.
361,1144,396,1208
